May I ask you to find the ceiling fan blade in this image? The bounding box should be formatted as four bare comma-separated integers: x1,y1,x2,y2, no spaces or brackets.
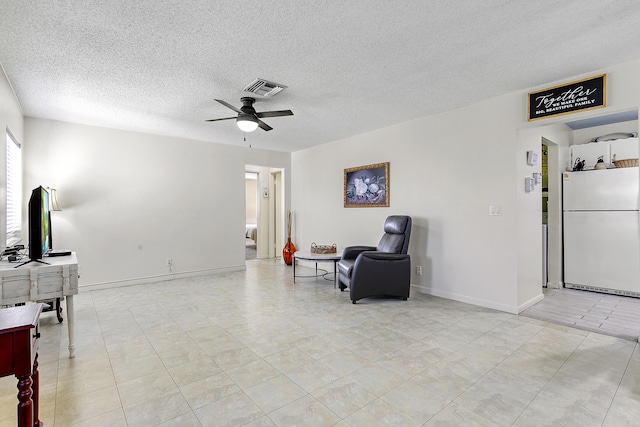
257,119,273,131
214,99,243,114
256,110,294,119
205,116,236,122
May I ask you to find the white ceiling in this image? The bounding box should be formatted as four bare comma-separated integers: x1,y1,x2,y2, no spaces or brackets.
1,1,639,153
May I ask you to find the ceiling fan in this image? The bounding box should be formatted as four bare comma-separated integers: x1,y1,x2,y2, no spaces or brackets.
206,97,293,132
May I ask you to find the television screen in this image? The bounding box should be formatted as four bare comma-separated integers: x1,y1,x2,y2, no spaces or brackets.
28,186,51,261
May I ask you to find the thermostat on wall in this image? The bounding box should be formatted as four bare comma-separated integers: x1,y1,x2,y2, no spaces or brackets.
527,150,539,166
525,177,535,192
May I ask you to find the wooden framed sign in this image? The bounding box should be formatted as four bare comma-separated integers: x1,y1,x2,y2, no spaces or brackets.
528,74,606,121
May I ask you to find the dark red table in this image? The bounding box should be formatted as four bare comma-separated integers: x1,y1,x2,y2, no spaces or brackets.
0,304,44,427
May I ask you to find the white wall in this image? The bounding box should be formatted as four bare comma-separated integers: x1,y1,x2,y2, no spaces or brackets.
292,59,640,313
0,66,24,250
293,94,523,312
23,118,290,287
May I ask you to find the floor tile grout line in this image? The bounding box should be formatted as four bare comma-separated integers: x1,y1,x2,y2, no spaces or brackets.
591,335,637,425
418,316,521,425
509,325,589,426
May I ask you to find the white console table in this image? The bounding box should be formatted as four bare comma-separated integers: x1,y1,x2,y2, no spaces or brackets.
0,253,78,358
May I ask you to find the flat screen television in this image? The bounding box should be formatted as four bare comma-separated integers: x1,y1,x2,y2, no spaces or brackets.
27,186,51,262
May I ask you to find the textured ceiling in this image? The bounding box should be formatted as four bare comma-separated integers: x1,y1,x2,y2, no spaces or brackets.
1,1,639,152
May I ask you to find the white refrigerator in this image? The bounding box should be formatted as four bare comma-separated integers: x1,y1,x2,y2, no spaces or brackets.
563,168,640,295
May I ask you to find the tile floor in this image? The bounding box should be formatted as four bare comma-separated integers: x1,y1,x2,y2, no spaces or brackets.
521,288,640,342
1,259,639,426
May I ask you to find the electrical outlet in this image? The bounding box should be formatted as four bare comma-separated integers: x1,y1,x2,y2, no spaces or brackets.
166,258,172,266
416,266,423,276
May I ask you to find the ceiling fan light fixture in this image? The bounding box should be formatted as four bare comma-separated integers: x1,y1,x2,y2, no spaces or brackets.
237,114,258,132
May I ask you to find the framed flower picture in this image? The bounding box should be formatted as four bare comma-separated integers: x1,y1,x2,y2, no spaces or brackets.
344,162,389,207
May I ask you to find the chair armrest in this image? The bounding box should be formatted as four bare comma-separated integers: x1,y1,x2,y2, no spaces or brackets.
341,245,377,260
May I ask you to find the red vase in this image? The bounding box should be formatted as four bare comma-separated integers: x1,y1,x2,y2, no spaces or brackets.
283,238,296,265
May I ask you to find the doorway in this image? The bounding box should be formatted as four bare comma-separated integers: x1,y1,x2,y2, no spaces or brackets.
245,172,258,260
245,166,285,260
540,137,562,290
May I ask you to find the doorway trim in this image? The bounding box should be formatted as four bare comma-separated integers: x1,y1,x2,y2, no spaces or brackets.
245,165,285,259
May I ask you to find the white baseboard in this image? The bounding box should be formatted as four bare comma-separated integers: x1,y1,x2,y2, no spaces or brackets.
79,265,246,292
517,293,544,313
411,284,521,314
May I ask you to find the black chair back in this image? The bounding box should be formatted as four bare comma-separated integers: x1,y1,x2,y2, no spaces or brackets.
376,215,412,254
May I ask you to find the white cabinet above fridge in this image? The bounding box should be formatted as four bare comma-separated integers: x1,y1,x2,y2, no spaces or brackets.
570,137,638,170
570,143,610,170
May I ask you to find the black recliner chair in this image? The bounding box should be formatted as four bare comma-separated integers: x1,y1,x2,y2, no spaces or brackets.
337,215,412,304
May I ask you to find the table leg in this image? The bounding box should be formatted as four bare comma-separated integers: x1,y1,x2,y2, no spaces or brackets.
17,374,33,427
32,354,42,427
333,260,337,288
66,295,75,358
293,258,296,284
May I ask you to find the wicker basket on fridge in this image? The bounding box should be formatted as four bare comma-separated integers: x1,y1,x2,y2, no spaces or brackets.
613,158,639,168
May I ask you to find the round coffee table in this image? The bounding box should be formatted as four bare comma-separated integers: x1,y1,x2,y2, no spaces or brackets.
292,250,341,288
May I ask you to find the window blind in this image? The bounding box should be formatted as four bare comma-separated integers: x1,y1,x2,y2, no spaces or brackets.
6,129,22,246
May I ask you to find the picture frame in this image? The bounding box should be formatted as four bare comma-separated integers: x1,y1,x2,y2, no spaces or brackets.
344,162,389,208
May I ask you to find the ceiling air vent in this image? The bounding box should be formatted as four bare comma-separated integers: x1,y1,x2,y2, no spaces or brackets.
242,78,287,97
